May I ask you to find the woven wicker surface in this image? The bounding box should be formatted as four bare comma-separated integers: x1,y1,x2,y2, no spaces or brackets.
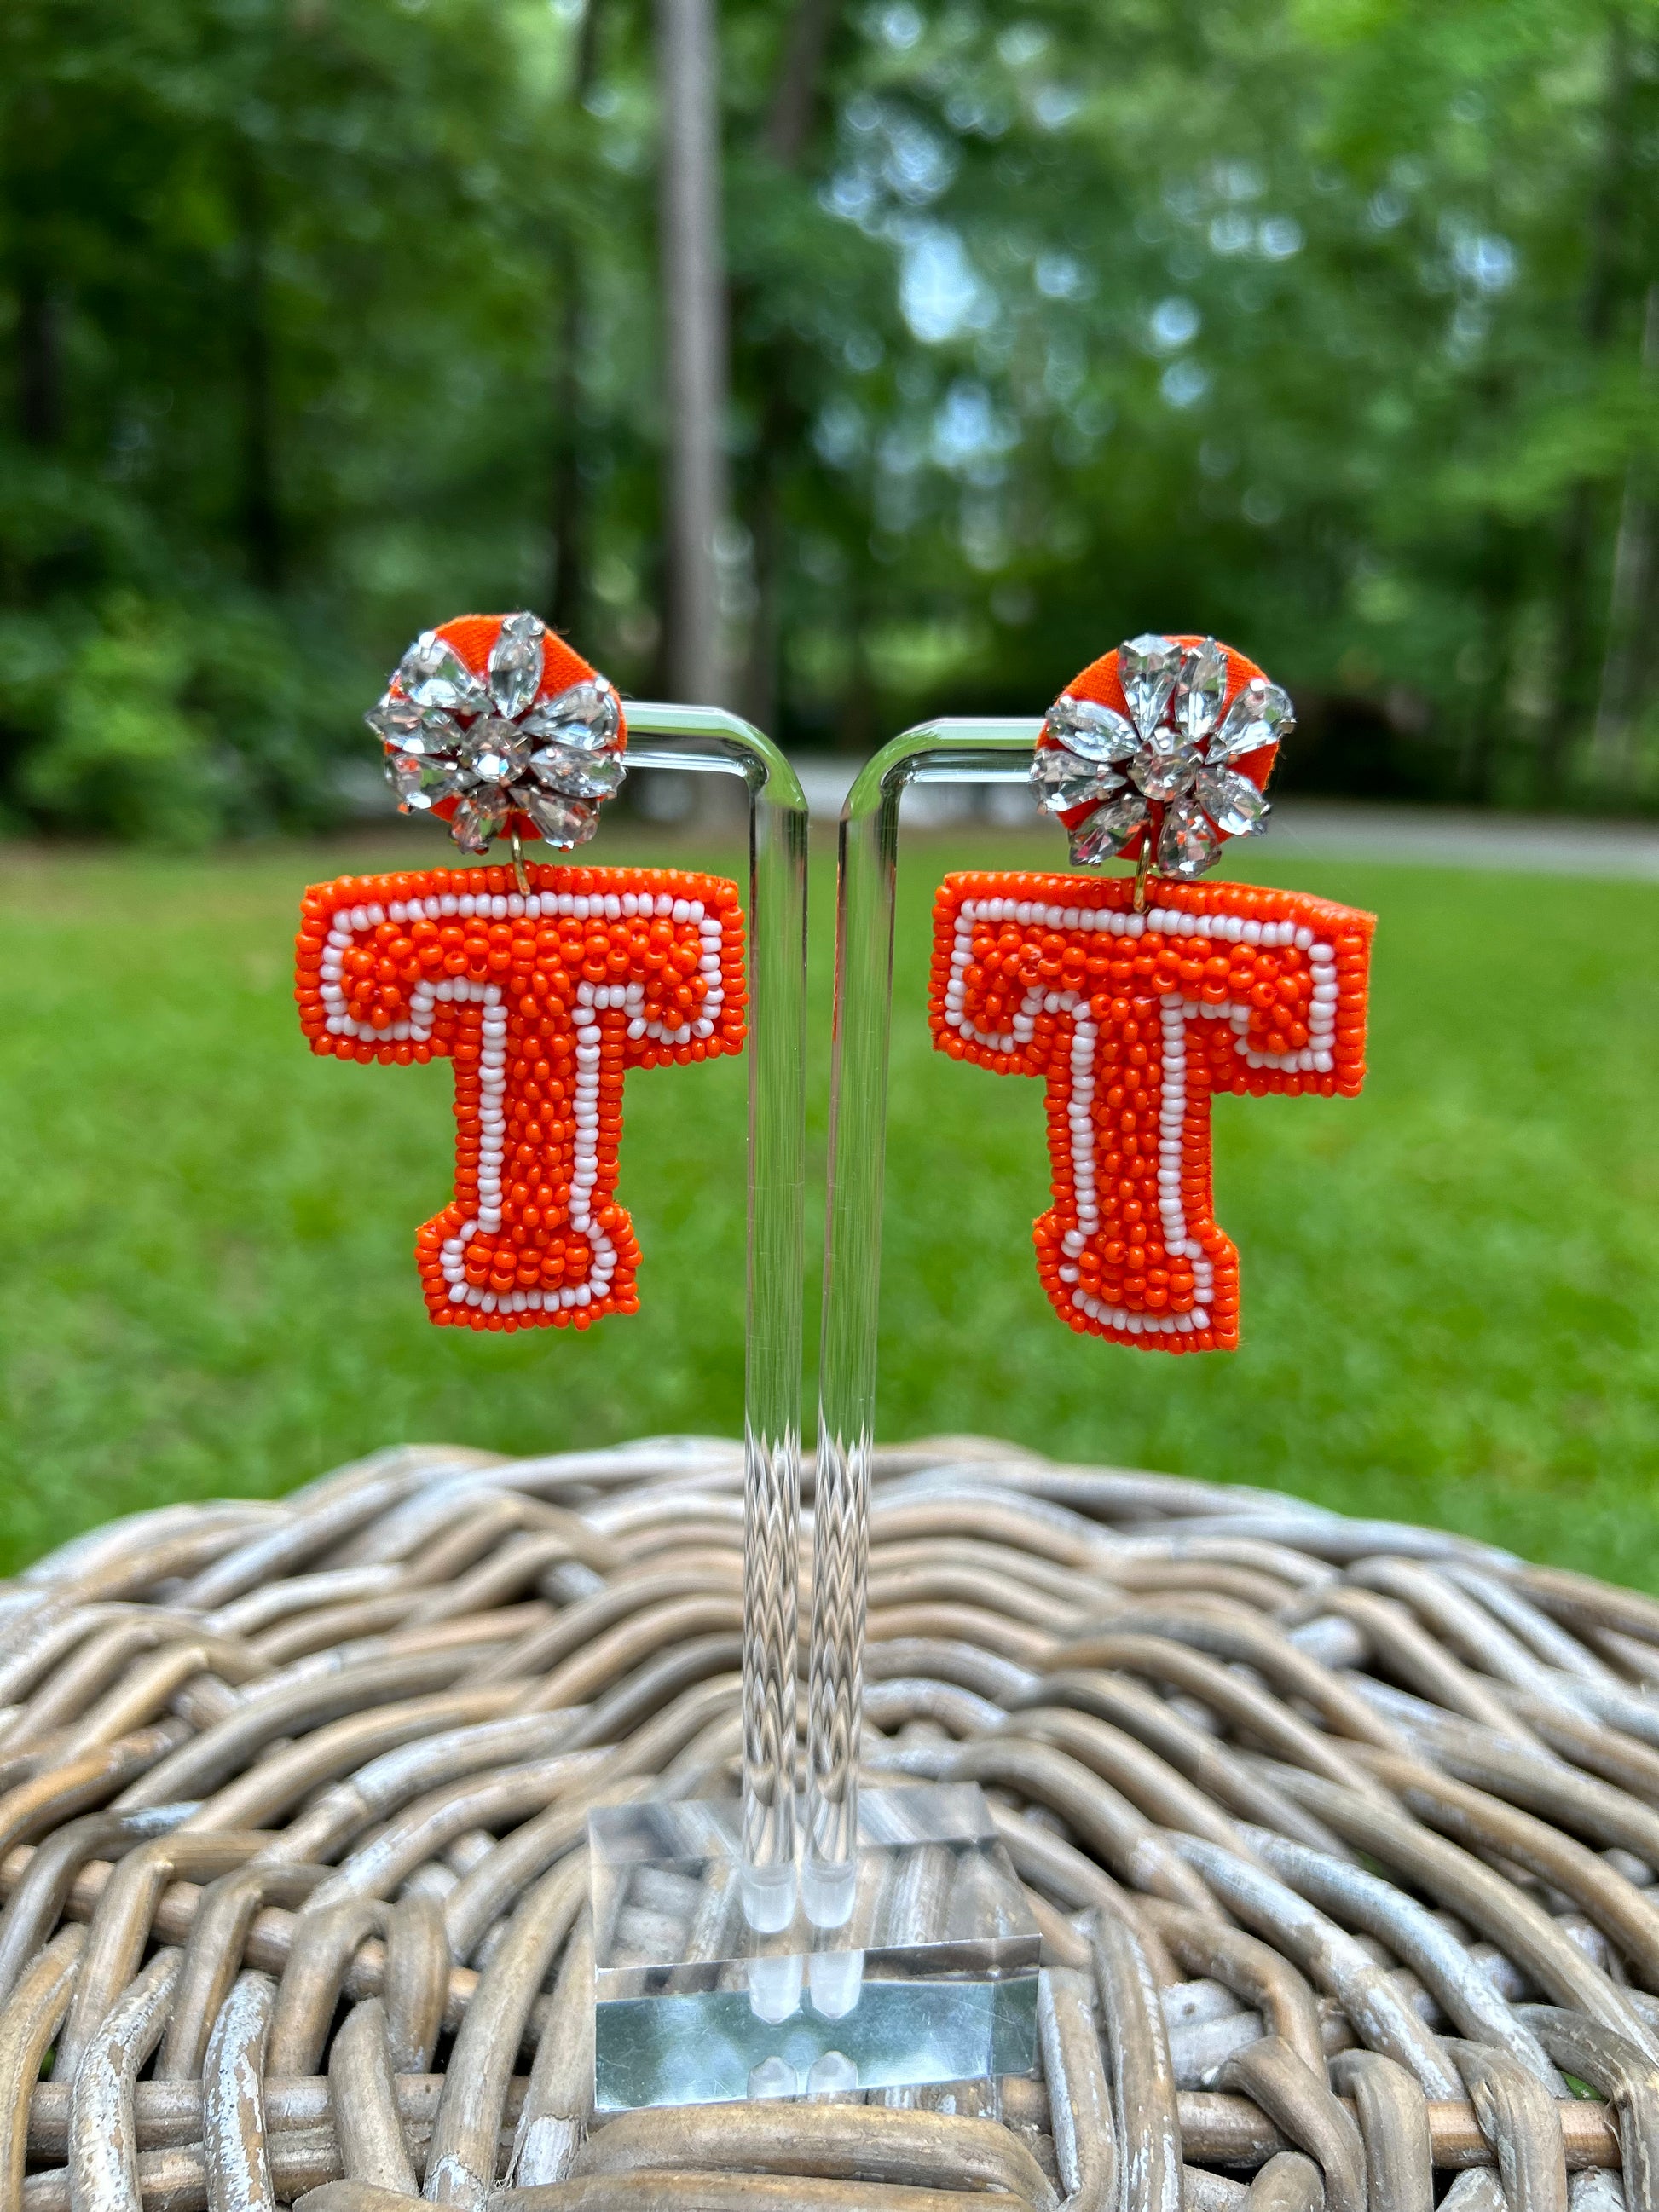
3,1434,1657,2212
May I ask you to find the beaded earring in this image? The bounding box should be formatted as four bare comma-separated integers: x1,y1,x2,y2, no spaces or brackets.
929,632,1374,1352
294,612,745,1331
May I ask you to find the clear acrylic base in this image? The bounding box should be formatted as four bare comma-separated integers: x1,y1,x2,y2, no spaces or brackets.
587,1783,1040,2110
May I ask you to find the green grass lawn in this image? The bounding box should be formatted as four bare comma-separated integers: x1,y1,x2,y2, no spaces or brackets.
1,825,1656,1585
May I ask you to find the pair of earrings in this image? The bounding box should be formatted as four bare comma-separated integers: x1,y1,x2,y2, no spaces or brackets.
292,614,1373,1351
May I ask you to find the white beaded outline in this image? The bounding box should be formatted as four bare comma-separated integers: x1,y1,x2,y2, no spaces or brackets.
314,886,733,1318
941,895,1338,1338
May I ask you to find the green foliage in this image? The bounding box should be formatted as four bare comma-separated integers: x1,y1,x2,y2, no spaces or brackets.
0,833,1655,1581
17,600,216,842
3,0,1659,829
0,594,359,839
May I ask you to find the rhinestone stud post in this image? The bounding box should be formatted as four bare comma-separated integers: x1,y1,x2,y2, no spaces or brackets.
1028,634,1291,881
368,615,627,856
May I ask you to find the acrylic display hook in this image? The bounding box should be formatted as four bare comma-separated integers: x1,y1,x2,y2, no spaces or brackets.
621,707,810,1923
808,719,1044,1915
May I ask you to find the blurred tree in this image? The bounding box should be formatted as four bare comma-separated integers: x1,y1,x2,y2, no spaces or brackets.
656,0,731,703
2,0,1656,838
549,0,605,643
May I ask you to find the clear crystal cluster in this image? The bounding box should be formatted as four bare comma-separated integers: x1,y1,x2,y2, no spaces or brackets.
1032,633,1292,879
368,612,625,855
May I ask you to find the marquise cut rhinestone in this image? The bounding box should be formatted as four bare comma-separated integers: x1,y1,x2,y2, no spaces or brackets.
521,787,599,846
1194,764,1268,837
1174,637,1228,742
366,696,465,755
1031,746,1124,816
1209,677,1295,765
1118,633,1185,738
1069,788,1149,864
487,611,546,720
450,788,512,854
1158,794,1221,877
384,747,466,813
1043,694,1138,765
529,743,626,802
519,679,621,754
396,632,490,717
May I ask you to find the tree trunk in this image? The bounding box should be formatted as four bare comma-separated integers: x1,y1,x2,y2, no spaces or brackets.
1591,280,1659,791
16,269,61,448
737,0,838,734
549,0,604,638
1544,7,1633,799
763,0,836,165
1460,568,1516,806
739,381,797,736
656,0,730,705
234,141,282,594
838,580,877,756
549,280,586,640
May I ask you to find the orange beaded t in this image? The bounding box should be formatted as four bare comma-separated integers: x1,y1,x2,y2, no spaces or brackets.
933,635,1374,1352
296,861,745,1331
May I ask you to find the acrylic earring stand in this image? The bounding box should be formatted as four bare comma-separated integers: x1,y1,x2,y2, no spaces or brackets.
590,713,1044,2111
